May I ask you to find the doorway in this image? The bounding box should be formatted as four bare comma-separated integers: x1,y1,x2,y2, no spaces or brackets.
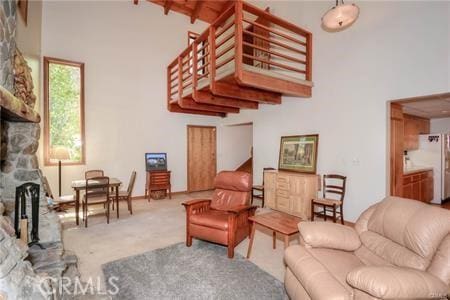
218,122,253,174
187,125,217,192
389,92,450,205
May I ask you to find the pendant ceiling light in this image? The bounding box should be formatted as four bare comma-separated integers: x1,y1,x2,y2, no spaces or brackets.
321,0,360,32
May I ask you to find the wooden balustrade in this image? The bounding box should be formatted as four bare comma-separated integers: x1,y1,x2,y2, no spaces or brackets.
166,1,313,116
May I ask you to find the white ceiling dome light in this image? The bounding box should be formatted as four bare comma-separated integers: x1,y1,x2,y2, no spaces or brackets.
322,0,360,32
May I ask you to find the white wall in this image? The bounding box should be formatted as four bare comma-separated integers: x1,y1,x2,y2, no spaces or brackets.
40,1,219,196
223,1,450,221
40,1,450,221
431,118,450,134
16,0,42,57
217,124,252,171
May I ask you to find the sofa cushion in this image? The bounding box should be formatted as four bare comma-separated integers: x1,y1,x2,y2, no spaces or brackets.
189,210,230,230
285,245,363,299
347,266,448,299
427,234,450,285
360,231,427,270
367,197,450,263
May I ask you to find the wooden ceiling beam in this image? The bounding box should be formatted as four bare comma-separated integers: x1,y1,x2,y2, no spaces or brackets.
190,1,204,24
164,0,174,15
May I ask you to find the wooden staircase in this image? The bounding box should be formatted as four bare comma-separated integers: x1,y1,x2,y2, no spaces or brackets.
236,157,252,174
165,1,313,117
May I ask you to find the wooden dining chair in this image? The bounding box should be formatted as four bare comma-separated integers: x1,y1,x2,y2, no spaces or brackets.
85,170,104,179
82,176,110,227
109,171,136,214
42,176,75,211
251,167,275,207
85,169,107,195
311,174,347,224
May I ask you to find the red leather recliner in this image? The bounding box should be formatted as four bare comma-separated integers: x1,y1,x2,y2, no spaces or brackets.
182,171,257,258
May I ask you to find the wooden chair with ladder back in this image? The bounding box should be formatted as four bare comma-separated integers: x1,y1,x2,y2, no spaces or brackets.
82,176,110,228
85,169,109,196
251,167,275,207
311,174,347,224
110,171,137,214
85,169,104,179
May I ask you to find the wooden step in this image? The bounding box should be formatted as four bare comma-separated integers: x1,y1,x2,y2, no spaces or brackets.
193,89,259,109
212,80,281,104
178,97,239,113
168,103,226,117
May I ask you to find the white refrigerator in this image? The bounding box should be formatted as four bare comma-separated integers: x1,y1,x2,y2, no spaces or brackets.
408,134,450,204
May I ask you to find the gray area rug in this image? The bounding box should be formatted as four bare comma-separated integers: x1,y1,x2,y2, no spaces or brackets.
102,240,287,300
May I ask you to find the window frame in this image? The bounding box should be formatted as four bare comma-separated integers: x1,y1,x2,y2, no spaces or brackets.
43,56,86,166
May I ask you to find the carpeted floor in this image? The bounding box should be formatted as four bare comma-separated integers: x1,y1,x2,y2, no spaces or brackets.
102,240,287,300
61,191,291,290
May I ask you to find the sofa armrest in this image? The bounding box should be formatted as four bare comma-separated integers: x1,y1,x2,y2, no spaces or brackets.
347,266,448,299
226,205,258,215
299,221,361,251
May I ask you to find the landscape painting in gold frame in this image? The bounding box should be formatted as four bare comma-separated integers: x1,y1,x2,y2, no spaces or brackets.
278,134,319,173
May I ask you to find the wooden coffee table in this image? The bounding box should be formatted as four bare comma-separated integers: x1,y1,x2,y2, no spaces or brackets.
246,211,302,258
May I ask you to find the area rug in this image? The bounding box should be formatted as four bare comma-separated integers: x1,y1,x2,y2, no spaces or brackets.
102,240,287,300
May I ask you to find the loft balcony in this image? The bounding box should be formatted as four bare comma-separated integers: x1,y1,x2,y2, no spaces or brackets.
167,1,313,117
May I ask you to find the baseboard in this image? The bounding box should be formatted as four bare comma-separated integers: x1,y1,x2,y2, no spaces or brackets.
441,197,450,204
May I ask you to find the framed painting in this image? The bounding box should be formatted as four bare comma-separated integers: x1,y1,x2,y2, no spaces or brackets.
278,134,319,173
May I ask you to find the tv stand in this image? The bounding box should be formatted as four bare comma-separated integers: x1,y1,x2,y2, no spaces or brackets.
145,170,171,200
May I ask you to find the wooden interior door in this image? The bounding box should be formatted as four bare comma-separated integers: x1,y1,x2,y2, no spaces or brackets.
187,125,217,192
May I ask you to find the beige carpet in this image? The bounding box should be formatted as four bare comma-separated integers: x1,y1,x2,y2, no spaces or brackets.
60,191,298,291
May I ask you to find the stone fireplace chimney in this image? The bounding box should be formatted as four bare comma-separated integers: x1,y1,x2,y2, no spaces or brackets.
0,1,91,299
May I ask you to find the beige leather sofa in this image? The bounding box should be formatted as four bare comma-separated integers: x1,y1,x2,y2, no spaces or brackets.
284,196,450,300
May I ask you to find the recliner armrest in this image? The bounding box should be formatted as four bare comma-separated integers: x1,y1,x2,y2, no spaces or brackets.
182,199,211,207
182,199,211,215
347,266,448,299
226,205,258,215
299,221,361,251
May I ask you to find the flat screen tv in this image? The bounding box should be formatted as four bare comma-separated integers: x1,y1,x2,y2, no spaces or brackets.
145,153,167,171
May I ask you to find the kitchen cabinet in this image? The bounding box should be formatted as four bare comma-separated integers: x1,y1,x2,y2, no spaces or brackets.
402,170,433,202
403,114,430,150
390,103,404,197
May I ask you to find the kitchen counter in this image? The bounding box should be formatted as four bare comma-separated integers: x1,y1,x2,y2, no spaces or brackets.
403,166,433,175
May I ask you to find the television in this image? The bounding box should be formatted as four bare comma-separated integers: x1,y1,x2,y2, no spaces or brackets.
145,153,167,171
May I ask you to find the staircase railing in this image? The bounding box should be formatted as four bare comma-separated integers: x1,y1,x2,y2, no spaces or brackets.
167,1,313,105
237,1,312,82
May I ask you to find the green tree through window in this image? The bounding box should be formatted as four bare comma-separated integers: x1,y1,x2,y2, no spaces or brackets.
44,58,85,165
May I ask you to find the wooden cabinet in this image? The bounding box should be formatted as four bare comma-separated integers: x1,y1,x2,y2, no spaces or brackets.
390,103,404,197
403,114,430,150
264,170,319,220
145,170,171,200
402,170,433,202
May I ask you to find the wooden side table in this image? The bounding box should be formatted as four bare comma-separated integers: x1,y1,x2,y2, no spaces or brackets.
145,170,171,201
246,211,302,259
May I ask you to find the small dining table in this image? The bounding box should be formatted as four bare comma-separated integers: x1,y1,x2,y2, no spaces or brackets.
71,178,122,226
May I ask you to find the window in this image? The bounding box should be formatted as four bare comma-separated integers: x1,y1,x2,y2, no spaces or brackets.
44,57,85,165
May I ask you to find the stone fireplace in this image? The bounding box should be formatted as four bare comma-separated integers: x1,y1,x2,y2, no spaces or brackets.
0,1,104,299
